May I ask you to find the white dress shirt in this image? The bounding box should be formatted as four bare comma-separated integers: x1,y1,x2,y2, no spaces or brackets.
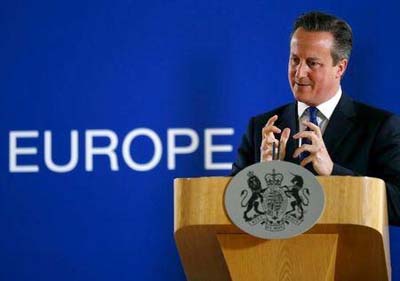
297,87,342,134
297,87,342,144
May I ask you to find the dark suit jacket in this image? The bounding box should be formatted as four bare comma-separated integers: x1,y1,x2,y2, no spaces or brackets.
232,94,400,225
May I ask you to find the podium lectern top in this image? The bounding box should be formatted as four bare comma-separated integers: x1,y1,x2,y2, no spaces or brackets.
174,176,391,281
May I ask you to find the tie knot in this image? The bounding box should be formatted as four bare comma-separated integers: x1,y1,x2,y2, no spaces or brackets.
307,107,318,126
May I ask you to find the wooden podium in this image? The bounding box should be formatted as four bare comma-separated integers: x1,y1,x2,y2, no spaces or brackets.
174,176,391,281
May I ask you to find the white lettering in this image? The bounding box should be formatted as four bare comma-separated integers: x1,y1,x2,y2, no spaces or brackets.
122,128,162,171
8,127,235,173
9,131,39,172
44,130,79,173
167,128,199,170
204,128,234,170
85,130,119,171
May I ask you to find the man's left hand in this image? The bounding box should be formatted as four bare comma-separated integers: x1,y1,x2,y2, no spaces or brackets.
292,121,333,176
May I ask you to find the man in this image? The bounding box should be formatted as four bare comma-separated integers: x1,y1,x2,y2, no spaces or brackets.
231,11,400,225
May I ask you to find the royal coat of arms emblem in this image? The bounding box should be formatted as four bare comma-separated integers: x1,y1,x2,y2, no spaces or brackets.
225,161,324,239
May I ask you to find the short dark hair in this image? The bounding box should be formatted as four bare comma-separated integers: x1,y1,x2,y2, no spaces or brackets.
291,11,352,65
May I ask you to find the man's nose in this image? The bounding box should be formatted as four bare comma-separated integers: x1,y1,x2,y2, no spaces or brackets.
295,62,309,78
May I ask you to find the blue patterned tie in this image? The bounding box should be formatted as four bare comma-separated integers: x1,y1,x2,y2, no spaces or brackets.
300,107,318,160
308,106,318,127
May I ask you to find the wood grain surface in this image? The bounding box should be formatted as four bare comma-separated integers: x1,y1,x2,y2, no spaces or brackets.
174,176,391,281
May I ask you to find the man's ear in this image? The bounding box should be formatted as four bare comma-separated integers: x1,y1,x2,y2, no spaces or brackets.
336,59,348,79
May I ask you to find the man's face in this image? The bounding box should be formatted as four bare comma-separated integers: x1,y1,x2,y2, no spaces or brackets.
288,28,347,106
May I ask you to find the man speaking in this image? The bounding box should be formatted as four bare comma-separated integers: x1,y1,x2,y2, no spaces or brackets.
231,11,400,225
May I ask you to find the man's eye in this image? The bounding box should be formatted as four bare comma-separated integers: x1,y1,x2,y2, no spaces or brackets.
291,58,299,64
308,61,321,68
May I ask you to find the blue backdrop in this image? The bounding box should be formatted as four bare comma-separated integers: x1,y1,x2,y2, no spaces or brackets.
1,0,399,280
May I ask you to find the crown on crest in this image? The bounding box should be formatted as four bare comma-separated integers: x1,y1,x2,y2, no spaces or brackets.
264,169,283,186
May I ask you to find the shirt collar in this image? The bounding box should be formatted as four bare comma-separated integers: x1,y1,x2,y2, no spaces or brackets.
297,87,342,120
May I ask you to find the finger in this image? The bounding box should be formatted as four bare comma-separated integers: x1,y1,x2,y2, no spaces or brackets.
261,148,273,162
279,128,291,159
293,130,313,139
292,144,318,158
302,121,322,138
265,115,278,127
280,128,291,145
262,125,281,137
300,155,313,167
260,137,278,150
293,131,318,144
261,133,279,146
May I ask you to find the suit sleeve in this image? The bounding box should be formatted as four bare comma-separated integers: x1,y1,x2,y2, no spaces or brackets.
326,114,400,225
369,114,400,226
231,117,257,176
332,163,358,175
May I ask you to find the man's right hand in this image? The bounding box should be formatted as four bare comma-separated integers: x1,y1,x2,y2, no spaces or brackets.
260,115,291,161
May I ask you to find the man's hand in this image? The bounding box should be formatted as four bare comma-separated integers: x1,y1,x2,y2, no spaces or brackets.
260,115,291,161
293,121,333,176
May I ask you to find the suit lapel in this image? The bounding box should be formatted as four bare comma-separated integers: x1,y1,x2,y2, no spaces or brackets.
323,94,356,156
262,95,355,165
